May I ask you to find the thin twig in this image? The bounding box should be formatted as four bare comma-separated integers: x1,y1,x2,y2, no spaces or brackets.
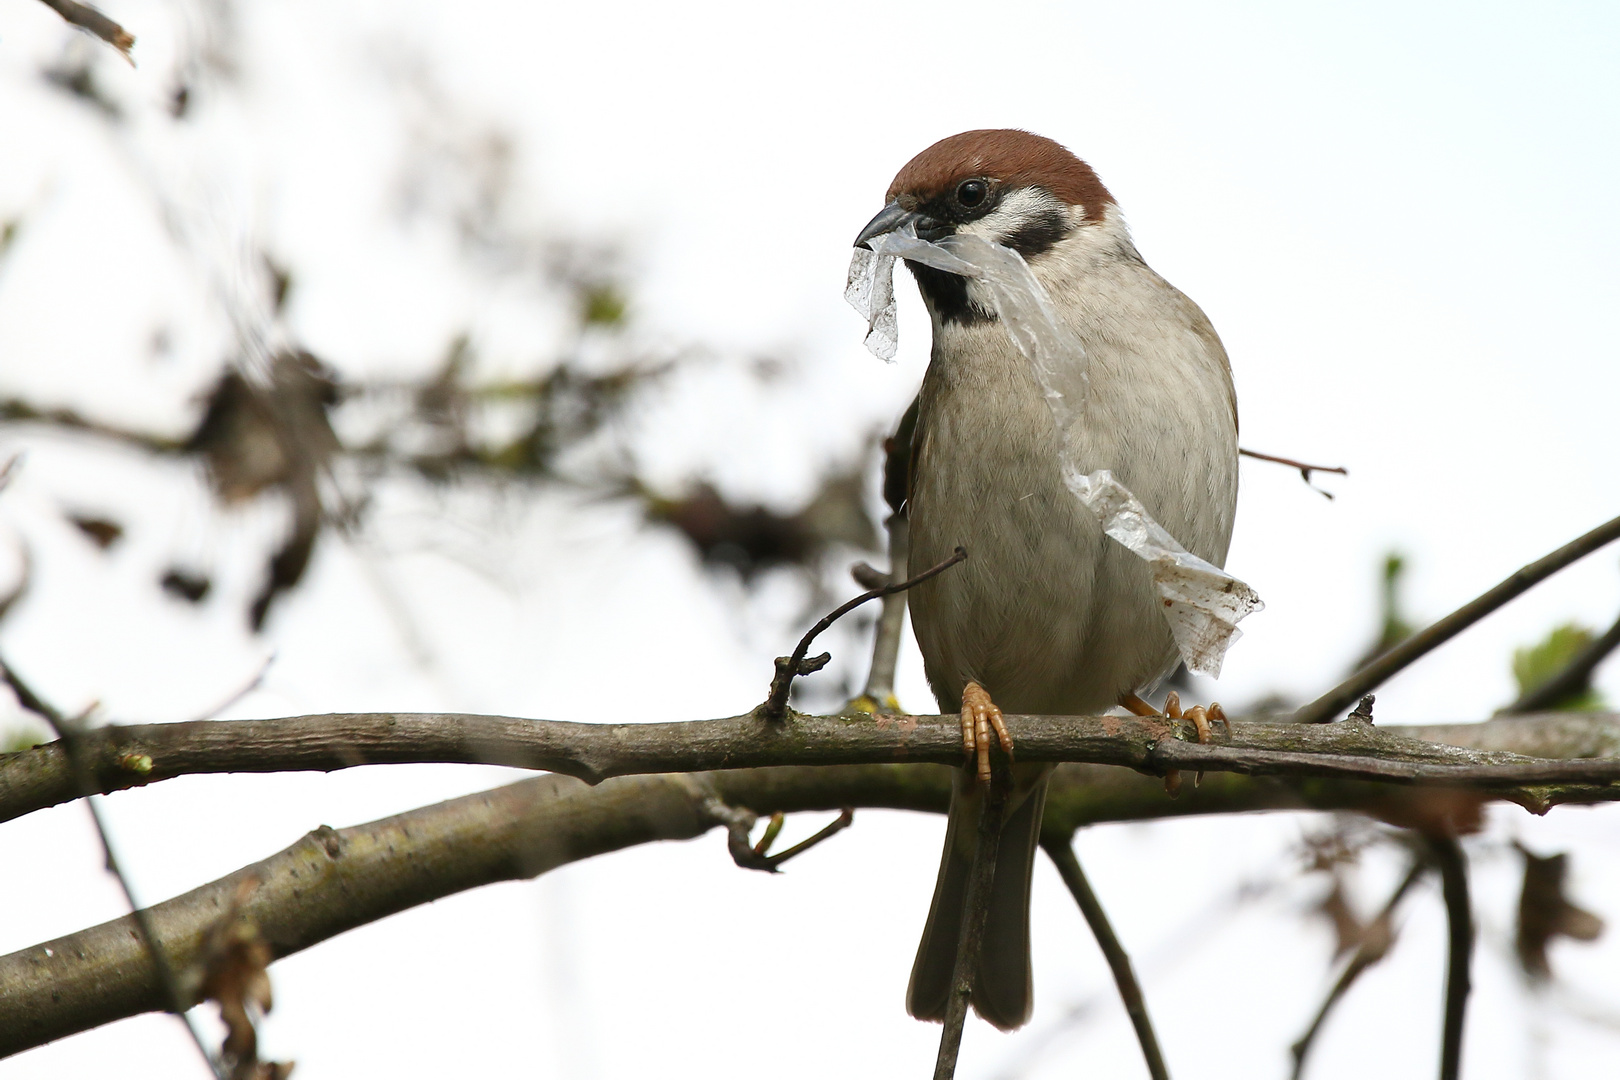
762,546,965,721
934,772,1006,1080
1239,447,1348,499
1294,512,1620,724
1042,836,1169,1080
187,655,275,723
707,800,855,873
1423,836,1473,1080
0,398,185,453
1503,609,1620,715
1238,448,1348,476
0,656,221,1077
1289,859,1426,1080
850,512,910,712
36,0,135,61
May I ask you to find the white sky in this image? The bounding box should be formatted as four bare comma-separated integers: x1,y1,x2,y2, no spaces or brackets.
3,1,1620,1078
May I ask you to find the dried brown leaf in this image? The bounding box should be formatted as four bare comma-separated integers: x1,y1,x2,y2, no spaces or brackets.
197,877,293,1079
1516,845,1605,980
1314,876,1369,959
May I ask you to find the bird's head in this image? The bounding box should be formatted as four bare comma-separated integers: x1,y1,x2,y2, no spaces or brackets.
854,129,1118,323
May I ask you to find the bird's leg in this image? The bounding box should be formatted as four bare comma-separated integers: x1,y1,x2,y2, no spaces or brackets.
960,680,1013,785
1120,692,1158,717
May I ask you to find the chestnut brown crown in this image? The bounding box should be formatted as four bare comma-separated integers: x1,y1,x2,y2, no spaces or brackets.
886,129,1115,222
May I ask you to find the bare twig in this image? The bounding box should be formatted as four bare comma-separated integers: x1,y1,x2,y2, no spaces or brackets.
36,0,135,61
1239,447,1348,499
1423,836,1473,1080
934,772,1006,1080
0,398,185,454
1042,836,1169,1080
0,656,221,1077
1289,859,1426,1080
761,546,966,721
707,800,854,872
849,512,910,713
188,655,275,723
1294,513,1620,724
1504,609,1620,715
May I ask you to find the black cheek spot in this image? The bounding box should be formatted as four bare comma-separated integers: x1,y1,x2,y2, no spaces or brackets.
907,262,992,327
1003,209,1071,258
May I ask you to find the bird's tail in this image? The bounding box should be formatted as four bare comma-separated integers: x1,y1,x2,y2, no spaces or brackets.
906,766,1050,1031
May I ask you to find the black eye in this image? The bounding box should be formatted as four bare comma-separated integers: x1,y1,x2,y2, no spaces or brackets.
955,179,988,208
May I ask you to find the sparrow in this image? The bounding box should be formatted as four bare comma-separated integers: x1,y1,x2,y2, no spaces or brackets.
853,130,1239,1030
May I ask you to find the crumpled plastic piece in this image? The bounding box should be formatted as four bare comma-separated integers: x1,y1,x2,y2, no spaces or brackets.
1063,468,1263,677
849,229,1089,416
846,225,1262,677
844,247,898,360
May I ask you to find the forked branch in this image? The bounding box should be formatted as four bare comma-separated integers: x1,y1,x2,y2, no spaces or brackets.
762,546,965,721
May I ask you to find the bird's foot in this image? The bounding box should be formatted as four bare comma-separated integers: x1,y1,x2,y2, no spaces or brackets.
1120,690,1228,796
960,680,1014,785
1161,691,1229,745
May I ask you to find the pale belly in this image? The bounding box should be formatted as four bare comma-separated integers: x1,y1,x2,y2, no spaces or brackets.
905,327,1237,716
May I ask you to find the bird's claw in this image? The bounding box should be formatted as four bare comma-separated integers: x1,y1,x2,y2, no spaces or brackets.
960,680,1013,785
1161,691,1229,745
1123,690,1228,795
1162,691,1228,789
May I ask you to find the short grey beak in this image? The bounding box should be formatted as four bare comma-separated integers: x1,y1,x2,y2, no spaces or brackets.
854,201,918,249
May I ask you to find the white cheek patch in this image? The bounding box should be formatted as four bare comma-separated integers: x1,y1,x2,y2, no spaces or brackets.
954,187,1070,244
844,225,1262,677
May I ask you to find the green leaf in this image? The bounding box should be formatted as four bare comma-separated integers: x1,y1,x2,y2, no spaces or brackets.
1513,623,1605,711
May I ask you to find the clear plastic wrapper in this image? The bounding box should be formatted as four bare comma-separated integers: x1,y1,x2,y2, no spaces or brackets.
1063,468,1262,677
844,247,899,361
847,225,1261,677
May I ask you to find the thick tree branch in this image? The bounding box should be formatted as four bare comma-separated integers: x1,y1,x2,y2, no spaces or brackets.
0,770,718,1055
0,750,1550,1058
7,710,1620,828
7,706,1620,1054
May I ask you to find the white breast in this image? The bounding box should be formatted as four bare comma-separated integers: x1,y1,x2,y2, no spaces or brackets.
906,216,1238,715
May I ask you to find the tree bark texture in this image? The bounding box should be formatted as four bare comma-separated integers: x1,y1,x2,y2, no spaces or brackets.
6,710,1620,827
4,709,1620,1054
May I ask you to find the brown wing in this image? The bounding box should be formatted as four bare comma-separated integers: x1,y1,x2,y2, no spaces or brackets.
883,392,921,516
